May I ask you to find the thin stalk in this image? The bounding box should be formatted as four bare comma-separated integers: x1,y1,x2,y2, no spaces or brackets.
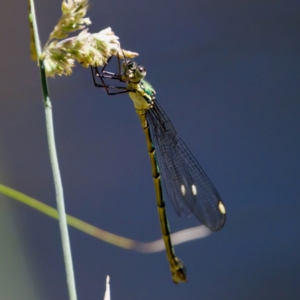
28,1,77,299
0,183,211,252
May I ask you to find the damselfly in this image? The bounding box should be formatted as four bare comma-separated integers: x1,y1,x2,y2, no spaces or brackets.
91,56,226,283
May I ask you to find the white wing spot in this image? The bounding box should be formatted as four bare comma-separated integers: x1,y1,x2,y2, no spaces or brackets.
191,184,197,195
218,201,226,214
181,184,186,196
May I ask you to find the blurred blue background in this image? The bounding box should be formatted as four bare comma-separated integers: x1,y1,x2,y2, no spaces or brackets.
0,0,299,299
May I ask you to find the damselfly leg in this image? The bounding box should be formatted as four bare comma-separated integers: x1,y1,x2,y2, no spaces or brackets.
91,56,129,95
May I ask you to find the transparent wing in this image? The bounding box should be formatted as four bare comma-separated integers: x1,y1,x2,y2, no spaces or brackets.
146,101,226,232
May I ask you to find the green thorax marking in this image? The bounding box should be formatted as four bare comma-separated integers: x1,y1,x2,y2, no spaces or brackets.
127,79,156,111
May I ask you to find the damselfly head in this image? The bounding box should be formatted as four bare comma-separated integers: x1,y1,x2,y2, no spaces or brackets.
122,60,136,72
122,60,146,82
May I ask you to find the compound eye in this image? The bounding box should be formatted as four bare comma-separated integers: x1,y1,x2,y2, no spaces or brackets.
135,65,146,80
139,66,146,73
122,60,134,71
